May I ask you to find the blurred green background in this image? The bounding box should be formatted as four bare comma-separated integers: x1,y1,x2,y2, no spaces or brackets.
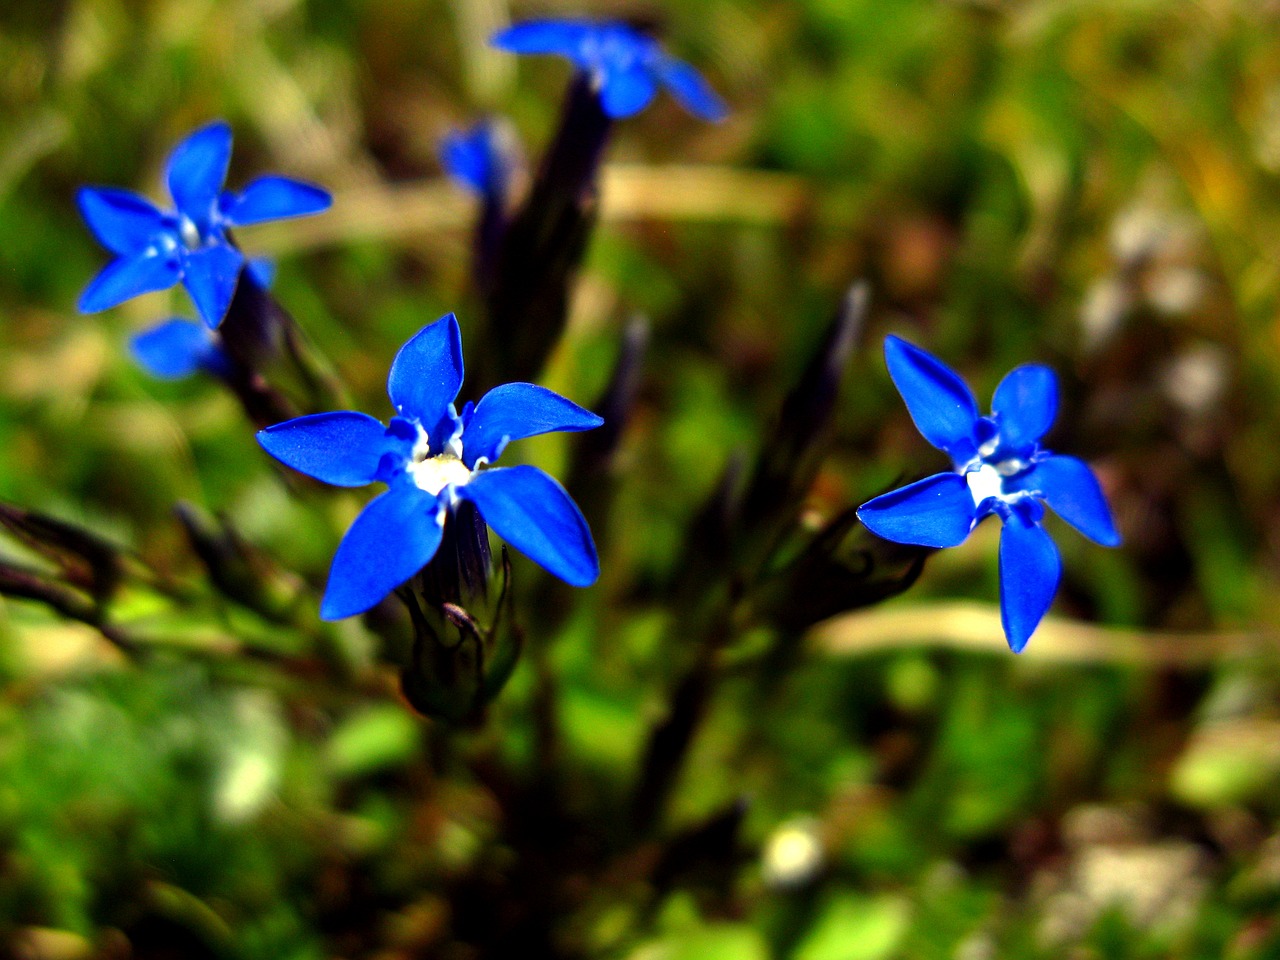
2,0,1280,957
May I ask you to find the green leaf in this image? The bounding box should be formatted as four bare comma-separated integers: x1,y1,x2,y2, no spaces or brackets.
325,705,419,778
794,894,910,960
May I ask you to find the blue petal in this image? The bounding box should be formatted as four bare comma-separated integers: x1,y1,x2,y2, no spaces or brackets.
998,514,1062,653
460,465,598,586
386,314,465,435
592,22,654,64
222,176,332,227
463,383,603,468
130,318,222,379
992,365,1058,451
490,19,592,56
598,62,659,118
857,472,977,548
1021,454,1121,547
182,244,244,328
883,335,980,461
655,58,728,121
77,187,168,256
440,131,487,195
166,121,233,225
257,411,405,487
440,123,512,197
321,485,444,620
78,251,181,313
246,256,275,289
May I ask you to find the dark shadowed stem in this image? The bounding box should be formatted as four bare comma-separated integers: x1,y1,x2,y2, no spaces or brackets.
0,562,142,659
278,304,347,412
640,796,750,927
538,73,614,199
176,504,283,621
529,635,563,789
751,540,931,705
221,364,297,430
525,316,650,640
477,73,613,391
630,581,742,836
629,457,745,836
394,583,431,649
566,315,650,542
0,503,123,605
667,284,867,608
217,270,346,427
733,280,868,573
473,189,508,297
630,285,870,837
0,503,355,670
8,580,312,666
219,270,286,372
216,277,297,428
174,503,363,681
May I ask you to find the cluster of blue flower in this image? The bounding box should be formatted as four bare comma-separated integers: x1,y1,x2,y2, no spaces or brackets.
76,19,1119,652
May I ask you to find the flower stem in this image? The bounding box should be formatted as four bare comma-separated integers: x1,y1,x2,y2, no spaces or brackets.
478,73,612,390
630,580,742,836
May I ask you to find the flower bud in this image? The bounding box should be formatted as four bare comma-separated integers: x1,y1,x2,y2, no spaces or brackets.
0,501,124,610
174,503,302,622
753,505,930,635
399,547,524,726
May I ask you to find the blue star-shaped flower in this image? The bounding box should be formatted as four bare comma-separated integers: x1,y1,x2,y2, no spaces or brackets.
257,313,603,620
857,336,1122,652
78,121,331,329
490,19,728,121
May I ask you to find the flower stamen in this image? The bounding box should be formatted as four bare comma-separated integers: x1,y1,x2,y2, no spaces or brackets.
408,453,473,496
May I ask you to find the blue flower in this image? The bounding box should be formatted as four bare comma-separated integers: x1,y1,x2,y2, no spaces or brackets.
78,121,331,329
440,119,521,200
491,19,728,121
857,336,1121,652
257,313,603,620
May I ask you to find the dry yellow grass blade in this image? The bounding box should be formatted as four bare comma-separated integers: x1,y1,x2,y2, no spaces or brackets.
249,165,830,253
811,602,1276,667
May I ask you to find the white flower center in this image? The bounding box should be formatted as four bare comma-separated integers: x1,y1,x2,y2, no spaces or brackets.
179,216,202,249
964,452,1034,509
408,453,472,496
965,462,1006,508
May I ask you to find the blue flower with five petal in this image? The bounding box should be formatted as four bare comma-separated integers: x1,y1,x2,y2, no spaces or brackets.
78,121,331,329
491,19,728,121
257,313,603,620
857,336,1121,652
